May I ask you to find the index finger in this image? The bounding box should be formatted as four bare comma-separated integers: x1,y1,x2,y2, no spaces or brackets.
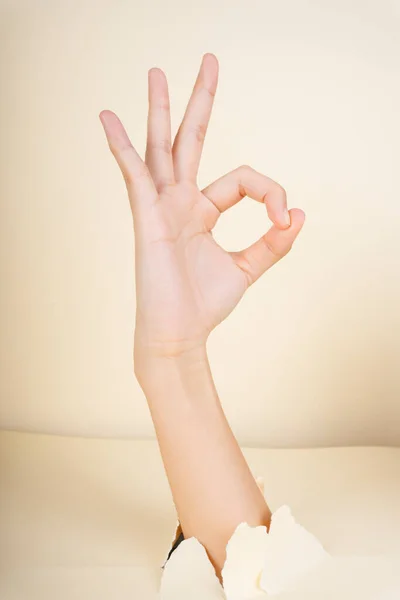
202,165,291,229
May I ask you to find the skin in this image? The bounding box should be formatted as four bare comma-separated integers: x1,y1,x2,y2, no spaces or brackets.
99,53,305,576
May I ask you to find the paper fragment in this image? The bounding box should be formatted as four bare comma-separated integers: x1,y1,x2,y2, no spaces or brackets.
222,523,269,600
259,505,329,595
160,537,225,600
161,505,329,599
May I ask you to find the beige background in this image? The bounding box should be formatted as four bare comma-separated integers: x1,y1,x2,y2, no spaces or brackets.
1,0,399,447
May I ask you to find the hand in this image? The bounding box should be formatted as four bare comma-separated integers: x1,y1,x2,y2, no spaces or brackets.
99,54,305,362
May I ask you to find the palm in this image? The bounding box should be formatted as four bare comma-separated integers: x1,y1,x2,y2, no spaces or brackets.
100,54,305,355
149,184,247,339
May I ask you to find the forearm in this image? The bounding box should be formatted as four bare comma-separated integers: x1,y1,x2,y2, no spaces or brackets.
135,344,271,571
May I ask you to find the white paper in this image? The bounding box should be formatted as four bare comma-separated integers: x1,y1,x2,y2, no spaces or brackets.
222,523,269,599
160,504,400,600
160,537,225,600
259,505,329,595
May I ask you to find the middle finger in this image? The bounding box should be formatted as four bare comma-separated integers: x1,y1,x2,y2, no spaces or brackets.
172,54,219,183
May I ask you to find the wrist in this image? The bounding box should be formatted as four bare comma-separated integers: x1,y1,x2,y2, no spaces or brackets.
134,339,210,395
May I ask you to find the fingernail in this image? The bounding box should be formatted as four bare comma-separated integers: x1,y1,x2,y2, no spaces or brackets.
284,209,291,227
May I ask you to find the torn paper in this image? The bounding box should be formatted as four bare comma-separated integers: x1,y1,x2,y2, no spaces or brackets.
160,504,329,599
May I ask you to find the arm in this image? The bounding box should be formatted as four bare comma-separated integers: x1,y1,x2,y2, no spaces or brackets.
137,347,270,571
99,53,305,574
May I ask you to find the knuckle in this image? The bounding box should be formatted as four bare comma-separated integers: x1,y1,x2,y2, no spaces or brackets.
115,140,132,153
157,99,170,111
203,85,216,99
238,164,253,175
124,164,150,187
263,236,287,260
147,138,171,154
274,181,287,198
189,123,206,143
157,178,176,193
123,172,132,186
108,140,120,156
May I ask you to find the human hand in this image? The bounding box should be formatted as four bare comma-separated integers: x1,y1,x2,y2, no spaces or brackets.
99,54,305,362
